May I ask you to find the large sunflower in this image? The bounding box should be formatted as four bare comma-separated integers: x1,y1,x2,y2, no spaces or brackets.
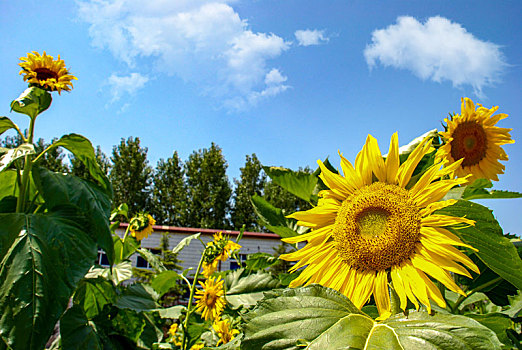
281,134,479,319
129,213,156,241
19,51,77,94
195,276,226,321
437,97,514,182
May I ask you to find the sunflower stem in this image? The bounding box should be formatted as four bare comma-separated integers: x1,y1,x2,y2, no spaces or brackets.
16,117,36,213
182,250,206,350
451,276,503,313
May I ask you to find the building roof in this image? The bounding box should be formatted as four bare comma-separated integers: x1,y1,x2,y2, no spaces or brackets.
119,223,281,240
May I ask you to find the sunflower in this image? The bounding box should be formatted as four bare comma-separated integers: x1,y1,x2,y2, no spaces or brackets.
437,97,514,182
190,343,205,350
129,213,156,241
167,323,182,346
213,318,240,346
195,276,226,321
202,232,241,277
19,51,77,94
281,133,479,319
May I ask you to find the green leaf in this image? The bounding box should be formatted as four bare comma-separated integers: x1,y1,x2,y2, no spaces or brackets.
10,87,52,119
462,179,522,200
437,200,522,291
33,167,114,264
263,166,318,202
172,232,201,254
74,277,117,319
503,292,522,318
465,313,513,348
242,285,502,350
115,284,159,312
0,209,97,350
151,270,182,297
47,134,112,195
245,252,278,271
225,269,281,309
155,305,186,319
113,235,139,265
0,143,35,172
251,195,299,238
110,203,129,221
86,261,133,286
60,305,104,350
0,116,18,136
137,247,166,273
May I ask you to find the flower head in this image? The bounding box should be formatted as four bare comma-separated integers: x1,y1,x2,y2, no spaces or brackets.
202,232,241,276
195,276,226,321
168,323,182,346
437,97,514,182
281,133,479,319
19,51,77,94
129,213,156,241
213,318,240,346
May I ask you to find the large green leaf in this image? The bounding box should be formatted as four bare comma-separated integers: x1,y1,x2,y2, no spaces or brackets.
10,87,52,119
114,284,159,312
151,270,182,297
33,167,114,264
462,179,522,200
0,209,97,350
113,235,139,265
85,261,133,286
225,269,281,309
242,285,502,350
172,232,201,254
436,200,522,291
245,252,278,271
251,195,300,238
0,117,18,136
263,166,318,203
74,277,117,319
465,313,513,348
0,143,35,172
61,305,105,350
47,134,112,195
137,247,166,273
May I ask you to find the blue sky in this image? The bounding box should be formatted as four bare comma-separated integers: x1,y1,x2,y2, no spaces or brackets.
1,0,521,234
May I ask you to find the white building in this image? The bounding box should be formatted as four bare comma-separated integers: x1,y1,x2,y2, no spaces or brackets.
102,224,284,274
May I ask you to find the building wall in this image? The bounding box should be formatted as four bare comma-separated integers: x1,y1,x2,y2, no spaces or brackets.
114,225,283,275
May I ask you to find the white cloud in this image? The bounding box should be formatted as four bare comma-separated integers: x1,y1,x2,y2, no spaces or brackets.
364,16,507,96
294,29,329,46
107,72,149,102
78,0,292,110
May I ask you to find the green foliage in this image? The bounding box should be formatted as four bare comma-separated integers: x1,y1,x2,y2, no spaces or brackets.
224,269,281,309
242,284,503,350
231,154,266,231
185,142,232,229
262,165,318,203
70,145,111,182
10,87,52,119
110,136,153,217
436,200,522,291
151,151,188,226
250,194,305,238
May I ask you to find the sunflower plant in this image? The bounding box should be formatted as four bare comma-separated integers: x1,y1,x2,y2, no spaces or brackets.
241,101,522,350
0,52,114,350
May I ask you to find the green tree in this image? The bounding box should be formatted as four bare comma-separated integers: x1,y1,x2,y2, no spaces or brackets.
70,145,110,180
110,136,152,217
151,151,188,226
231,153,266,231
185,142,232,229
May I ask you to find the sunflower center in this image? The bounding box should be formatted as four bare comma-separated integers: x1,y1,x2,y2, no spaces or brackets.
205,292,217,307
450,121,487,167
332,182,421,271
34,68,58,81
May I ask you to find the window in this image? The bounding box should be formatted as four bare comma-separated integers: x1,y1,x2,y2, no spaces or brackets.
229,253,248,270
135,248,161,269
96,250,110,267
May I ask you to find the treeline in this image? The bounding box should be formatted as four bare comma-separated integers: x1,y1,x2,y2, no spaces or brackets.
1,134,311,231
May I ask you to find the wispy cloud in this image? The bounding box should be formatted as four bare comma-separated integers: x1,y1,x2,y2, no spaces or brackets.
107,72,149,103
78,0,294,111
364,16,508,96
294,29,329,46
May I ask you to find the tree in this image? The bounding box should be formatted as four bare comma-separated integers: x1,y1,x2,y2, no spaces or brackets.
231,154,266,231
70,145,110,180
185,142,232,229
110,136,152,217
151,151,188,226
